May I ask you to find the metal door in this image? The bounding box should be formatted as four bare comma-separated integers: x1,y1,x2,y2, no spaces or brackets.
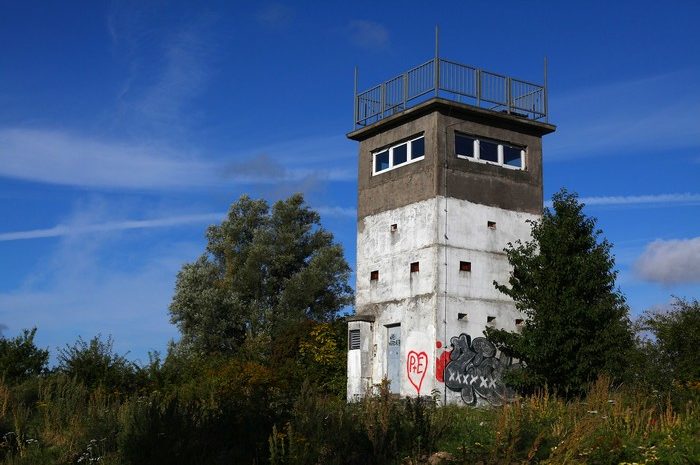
386,325,401,394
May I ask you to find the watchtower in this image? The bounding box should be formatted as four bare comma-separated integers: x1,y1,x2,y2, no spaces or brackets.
346,45,556,405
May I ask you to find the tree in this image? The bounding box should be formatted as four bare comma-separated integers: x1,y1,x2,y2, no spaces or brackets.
169,194,353,355
486,189,634,395
635,297,700,388
0,327,48,383
56,334,140,392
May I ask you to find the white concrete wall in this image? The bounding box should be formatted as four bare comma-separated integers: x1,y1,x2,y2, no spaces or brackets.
350,197,540,403
356,198,439,308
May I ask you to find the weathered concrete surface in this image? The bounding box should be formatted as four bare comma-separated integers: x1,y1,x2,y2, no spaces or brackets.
349,197,539,402
352,98,554,219
347,98,555,404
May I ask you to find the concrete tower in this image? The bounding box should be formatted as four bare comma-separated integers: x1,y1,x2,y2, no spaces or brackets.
346,55,556,405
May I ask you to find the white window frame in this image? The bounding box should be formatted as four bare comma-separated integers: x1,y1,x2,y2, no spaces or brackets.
455,133,526,171
372,135,425,176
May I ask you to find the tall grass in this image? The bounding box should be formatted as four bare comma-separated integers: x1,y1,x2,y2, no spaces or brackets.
453,378,699,464
270,378,699,465
0,375,697,464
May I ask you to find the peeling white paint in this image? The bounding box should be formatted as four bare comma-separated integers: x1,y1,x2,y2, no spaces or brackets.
348,196,539,403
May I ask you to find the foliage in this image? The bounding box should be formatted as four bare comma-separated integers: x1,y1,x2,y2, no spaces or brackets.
269,378,700,465
0,364,699,464
0,329,48,385
169,194,353,355
3,192,697,464
56,335,141,394
633,296,700,392
453,377,700,465
486,189,634,396
269,381,449,465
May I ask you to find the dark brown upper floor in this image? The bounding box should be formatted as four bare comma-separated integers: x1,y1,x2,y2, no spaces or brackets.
348,98,556,220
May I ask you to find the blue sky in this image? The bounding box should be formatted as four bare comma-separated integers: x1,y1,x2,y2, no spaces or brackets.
1,1,699,363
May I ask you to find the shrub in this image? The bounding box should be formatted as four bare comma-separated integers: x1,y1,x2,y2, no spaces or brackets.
56,335,140,394
0,329,48,384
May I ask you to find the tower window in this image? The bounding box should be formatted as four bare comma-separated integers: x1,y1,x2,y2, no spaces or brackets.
457,312,468,320
411,137,425,159
393,143,408,165
455,133,476,158
487,221,496,229
515,319,524,326
390,223,398,232
455,132,525,170
503,145,523,168
459,261,471,272
487,316,496,323
375,150,389,172
349,329,361,350
370,270,379,281
372,135,425,175
479,139,499,163
410,262,419,273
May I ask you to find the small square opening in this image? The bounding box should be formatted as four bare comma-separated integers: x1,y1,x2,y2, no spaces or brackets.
487,316,496,323
459,261,472,272
457,312,468,321
487,221,496,229
410,262,420,273
370,270,379,281
515,318,524,326
390,223,398,232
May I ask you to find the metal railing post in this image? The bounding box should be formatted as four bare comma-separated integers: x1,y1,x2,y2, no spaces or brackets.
403,72,408,110
434,26,439,96
351,55,549,126
544,56,548,122
353,67,358,128
380,83,386,118
506,77,512,114
476,69,481,107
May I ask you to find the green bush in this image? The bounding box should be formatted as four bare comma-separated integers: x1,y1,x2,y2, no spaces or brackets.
0,329,48,384
55,335,141,395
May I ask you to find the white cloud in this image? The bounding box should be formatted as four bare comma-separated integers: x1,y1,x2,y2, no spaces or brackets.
634,237,700,284
108,8,217,134
0,213,224,242
316,206,356,218
256,3,295,28
131,20,213,128
545,192,700,208
0,220,193,362
347,20,389,50
581,192,700,206
0,128,213,189
0,204,355,242
0,128,355,190
548,71,700,159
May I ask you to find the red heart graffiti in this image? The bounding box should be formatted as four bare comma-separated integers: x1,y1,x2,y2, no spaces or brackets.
406,351,428,394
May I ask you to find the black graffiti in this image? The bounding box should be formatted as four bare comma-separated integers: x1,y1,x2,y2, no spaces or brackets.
444,334,520,406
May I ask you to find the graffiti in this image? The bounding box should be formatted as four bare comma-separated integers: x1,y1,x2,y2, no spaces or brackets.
442,334,520,406
406,351,428,394
435,340,450,383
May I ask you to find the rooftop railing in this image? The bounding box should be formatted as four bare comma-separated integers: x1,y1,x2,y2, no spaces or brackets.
353,57,548,129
